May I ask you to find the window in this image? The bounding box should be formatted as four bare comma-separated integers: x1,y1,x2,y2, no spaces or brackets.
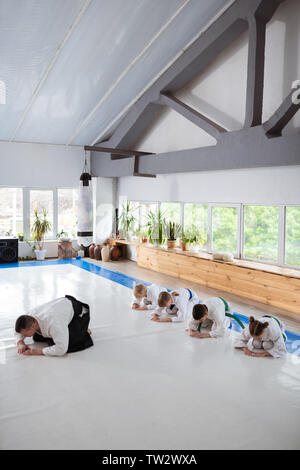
184,203,208,248
140,203,158,230
243,205,279,263
30,190,54,238
160,202,181,224
58,189,79,238
285,206,300,266
0,188,23,236
212,206,238,254
125,201,140,233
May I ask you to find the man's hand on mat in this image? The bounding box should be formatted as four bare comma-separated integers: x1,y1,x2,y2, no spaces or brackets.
21,348,43,356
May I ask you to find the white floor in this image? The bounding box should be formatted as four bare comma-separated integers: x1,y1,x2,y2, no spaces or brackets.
0,263,300,450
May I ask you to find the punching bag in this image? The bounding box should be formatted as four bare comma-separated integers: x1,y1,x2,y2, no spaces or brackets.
77,153,93,247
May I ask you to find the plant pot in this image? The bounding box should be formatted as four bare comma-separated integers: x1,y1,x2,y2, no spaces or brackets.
88,243,96,259
101,244,110,262
94,244,102,261
181,241,190,251
166,239,177,249
141,237,148,244
110,246,121,261
35,249,47,261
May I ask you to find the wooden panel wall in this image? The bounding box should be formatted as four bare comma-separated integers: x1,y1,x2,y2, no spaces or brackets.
137,245,300,315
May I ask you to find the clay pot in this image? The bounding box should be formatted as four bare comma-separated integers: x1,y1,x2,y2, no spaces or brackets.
101,244,110,262
180,241,190,251
94,244,102,261
141,237,148,244
110,246,120,261
88,243,96,259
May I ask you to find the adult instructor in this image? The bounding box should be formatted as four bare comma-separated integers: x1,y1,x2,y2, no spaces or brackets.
15,295,93,357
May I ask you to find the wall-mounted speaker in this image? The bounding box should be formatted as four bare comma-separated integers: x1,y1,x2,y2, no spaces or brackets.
0,238,18,263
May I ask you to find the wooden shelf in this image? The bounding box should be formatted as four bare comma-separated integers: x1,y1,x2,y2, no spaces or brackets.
136,244,300,315
108,238,139,247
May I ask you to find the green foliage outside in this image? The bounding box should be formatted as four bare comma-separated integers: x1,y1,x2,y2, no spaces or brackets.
244,206,278,263
130,201,300,267
184,204,208,248
160,203,181,224
285,206,300,266
212,206,238,253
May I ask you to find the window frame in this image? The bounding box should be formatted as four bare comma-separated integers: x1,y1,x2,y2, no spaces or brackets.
209,203,241,258
0,186,79,241
27,187,56,240
125,199,300,271
0,186,24,236
283,204,300,270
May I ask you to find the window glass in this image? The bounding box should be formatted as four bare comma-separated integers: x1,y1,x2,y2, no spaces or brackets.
285,206,300,266
30,190,54,238
58,189,78,238
160,202,181,224
140,203,158,230
243,205,278,263
212,206,238,254
0,188,23,236
184,203,208,248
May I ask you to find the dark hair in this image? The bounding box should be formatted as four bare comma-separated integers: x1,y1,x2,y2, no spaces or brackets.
192,304,208,321
249,316,269,337
158,291,172,307
15,315,35,333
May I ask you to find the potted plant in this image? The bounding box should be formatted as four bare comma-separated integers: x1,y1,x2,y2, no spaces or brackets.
146,209,166,246
180,231,196,252
17,232,24,241
187,226,205,253
31,209,52,260
119,202,138,239
56,229,70,241
137,229,148,244
165,221,181,249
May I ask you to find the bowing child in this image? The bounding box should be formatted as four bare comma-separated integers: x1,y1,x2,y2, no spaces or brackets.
131,283,167,311
187,297,232,338
151,288,199,323
233,315,287,358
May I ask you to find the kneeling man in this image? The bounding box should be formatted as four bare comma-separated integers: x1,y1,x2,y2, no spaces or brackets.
15,295,93,357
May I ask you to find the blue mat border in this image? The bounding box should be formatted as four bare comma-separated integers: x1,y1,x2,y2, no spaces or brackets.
1,259,300,354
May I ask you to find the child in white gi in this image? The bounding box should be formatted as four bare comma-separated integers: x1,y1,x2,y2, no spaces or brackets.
234,315,287,358
151,288,199,323
187,297,231,338
131,283,167,311
15,295,93,357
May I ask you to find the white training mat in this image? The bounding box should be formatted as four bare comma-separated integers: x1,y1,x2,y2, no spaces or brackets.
0,263,300,450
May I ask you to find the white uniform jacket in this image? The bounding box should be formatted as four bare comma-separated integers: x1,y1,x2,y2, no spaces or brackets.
131,284,167,311
160,288,199,323
233,316,287,358
15,297,74,356
187,297,231,337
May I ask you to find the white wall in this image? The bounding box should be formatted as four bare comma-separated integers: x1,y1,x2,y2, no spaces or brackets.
118,166,300,206
0,141,85,188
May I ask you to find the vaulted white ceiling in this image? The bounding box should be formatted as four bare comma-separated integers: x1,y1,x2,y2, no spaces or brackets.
0,0,232,146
